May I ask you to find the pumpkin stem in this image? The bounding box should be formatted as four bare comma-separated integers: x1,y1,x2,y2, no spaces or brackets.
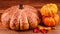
19,4,23,9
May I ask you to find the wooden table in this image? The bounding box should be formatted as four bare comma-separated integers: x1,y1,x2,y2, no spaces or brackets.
0,22,60,34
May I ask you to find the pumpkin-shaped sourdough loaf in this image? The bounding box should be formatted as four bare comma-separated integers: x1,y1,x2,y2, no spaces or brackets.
40,3,58,16
1,4,40,30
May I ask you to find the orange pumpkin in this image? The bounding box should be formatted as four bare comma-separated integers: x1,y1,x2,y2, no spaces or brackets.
40,3,58,16
1,4,40,30
42,14,59,27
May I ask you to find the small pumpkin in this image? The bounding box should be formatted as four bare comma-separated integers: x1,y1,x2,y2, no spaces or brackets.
40,3,58,16
1,4,40,30
42,14,59,27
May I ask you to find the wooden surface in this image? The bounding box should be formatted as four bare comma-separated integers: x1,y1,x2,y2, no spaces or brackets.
0,0,60,34
0,22,60,34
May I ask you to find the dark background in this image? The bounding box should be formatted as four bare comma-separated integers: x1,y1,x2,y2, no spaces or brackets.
0,0,60,13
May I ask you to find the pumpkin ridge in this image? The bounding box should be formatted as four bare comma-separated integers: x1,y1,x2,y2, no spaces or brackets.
10,11,20,30
22,11,29,30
